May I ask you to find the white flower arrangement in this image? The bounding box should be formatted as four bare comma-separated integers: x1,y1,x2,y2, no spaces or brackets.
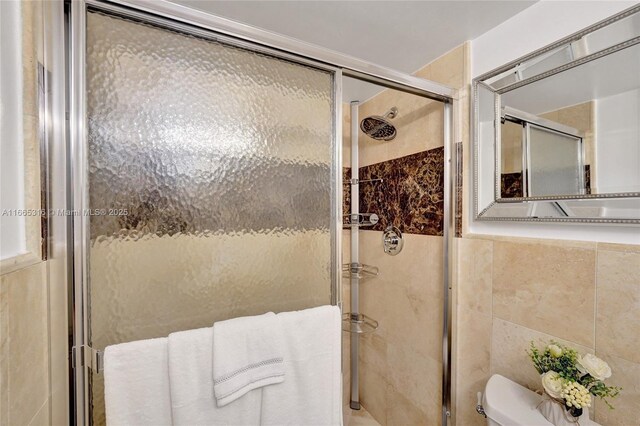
577,353,612,381
541,371,564,399
561,381,591,410
528,341,621,419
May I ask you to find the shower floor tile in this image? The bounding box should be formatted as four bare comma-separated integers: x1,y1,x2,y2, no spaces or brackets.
344,406,381,426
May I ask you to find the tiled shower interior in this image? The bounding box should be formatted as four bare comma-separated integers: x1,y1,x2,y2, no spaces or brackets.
341,46,459,423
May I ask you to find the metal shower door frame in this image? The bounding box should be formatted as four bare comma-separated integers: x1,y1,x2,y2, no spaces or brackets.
68,2,342,423
65,1,457,425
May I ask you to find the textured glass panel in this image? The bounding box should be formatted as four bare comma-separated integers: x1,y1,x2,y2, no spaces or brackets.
528,125,582,196
86,12,334,425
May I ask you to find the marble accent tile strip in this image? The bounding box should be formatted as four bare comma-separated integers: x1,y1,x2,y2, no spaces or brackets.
343,147,444,237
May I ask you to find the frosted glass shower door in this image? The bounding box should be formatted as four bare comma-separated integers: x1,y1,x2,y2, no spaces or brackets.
527,124,584,196
85,11,337,424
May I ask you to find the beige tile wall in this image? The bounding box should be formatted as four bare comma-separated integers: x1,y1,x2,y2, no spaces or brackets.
454,238,492,426
455,236,640,425
357,232,443,425
357,91,443,167
415,41,640,426
0,263,50,426
492,239,597,347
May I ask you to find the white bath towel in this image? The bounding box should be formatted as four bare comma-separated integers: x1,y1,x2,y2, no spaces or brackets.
103,337,173,426
167,327,262,425
213,312,286,407
261,305,343,425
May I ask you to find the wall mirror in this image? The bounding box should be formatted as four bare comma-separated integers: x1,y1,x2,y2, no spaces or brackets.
474,5,640,223
0,0,46,272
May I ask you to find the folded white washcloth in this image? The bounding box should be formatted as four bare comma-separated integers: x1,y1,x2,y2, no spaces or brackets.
213,311,286,407
167,327,262,425
103,337,173,426
261,305,343,425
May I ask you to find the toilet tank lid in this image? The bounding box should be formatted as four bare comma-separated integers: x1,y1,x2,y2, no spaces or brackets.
483,374,552,426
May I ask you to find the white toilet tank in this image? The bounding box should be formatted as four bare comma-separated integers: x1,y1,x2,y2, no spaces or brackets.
483,374,552,426
482,374,600,426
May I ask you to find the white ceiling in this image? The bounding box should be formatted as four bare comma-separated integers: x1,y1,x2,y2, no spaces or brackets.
169,0,536,101
503,42,640,115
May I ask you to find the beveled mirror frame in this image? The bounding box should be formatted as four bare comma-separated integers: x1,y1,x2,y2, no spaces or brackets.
473,4,640,224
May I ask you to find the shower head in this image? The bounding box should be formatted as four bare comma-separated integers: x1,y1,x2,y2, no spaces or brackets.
360,107,398,141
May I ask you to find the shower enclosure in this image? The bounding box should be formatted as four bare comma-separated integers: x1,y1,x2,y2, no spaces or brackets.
52,1,457,424
82,9,338,423
342,82,453,423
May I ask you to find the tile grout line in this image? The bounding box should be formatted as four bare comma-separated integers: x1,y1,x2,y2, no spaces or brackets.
593,247,598,357
592,247,599,421
489,240,495,377
496,317,594,352
26,398,49,426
